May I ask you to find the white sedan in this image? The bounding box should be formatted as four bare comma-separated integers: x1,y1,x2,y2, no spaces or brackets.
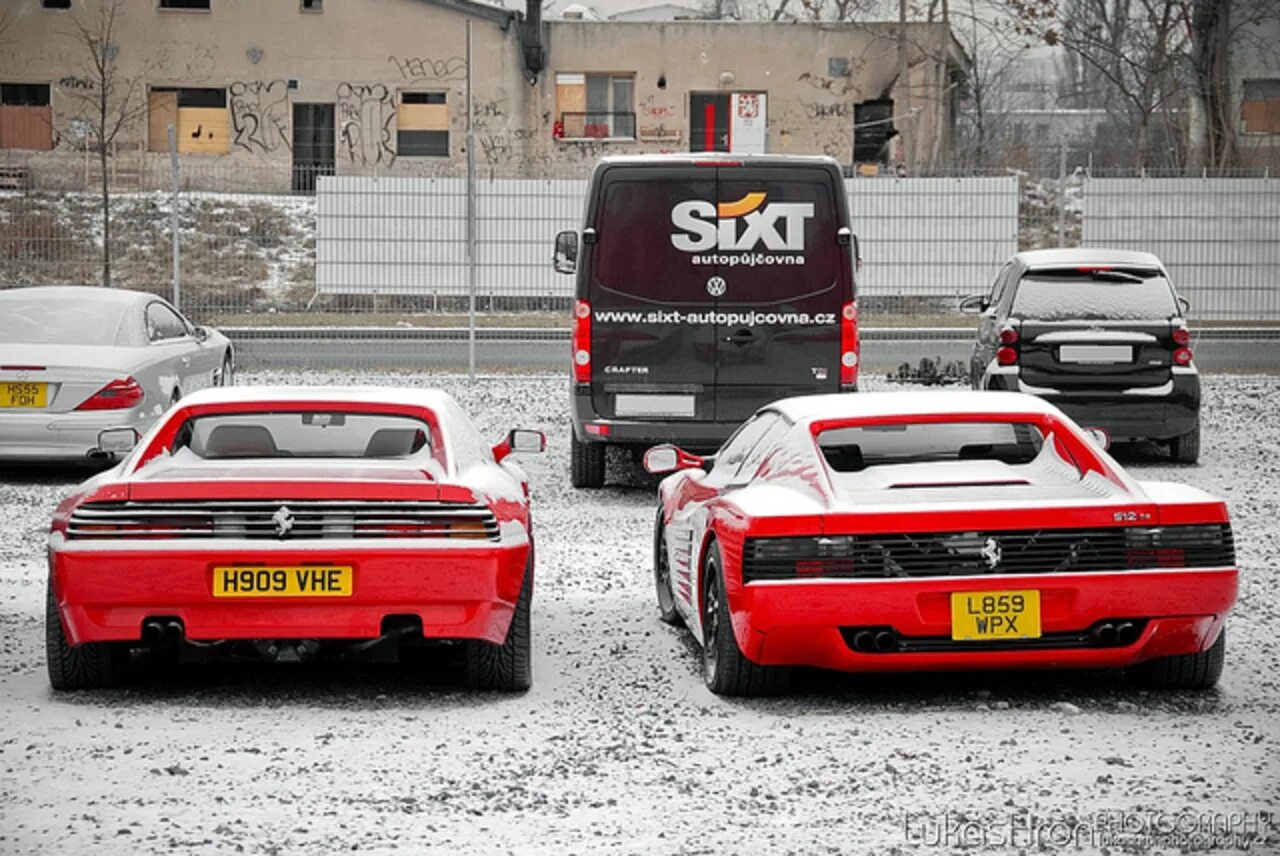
0,285,234,463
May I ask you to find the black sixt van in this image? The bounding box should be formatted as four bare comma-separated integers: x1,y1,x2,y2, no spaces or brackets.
553,154,860,488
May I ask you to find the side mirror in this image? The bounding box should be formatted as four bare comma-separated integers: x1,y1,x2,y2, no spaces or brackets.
643,444,705,475
1083,426,1111,450
97,427,138,454
493,429,546,462
958,294,986,314
193,325,210,342
553,230,578,274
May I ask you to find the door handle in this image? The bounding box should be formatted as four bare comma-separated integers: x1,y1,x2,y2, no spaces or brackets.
722,328,754,346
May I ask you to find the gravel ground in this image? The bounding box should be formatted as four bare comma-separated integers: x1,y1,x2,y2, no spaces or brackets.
1,372,1277,855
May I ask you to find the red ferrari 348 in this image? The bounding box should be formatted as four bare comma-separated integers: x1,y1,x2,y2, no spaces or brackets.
46,386,544,691
646,391,1236,696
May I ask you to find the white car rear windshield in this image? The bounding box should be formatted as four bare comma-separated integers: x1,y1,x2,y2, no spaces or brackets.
0,297,131,345
174,412,433,460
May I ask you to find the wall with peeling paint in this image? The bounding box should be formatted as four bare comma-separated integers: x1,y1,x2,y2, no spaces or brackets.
0,0,966,188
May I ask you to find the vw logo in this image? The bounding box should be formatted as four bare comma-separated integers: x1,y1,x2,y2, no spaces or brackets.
980,537,1002,570
706,276,727,297
272,505,295,538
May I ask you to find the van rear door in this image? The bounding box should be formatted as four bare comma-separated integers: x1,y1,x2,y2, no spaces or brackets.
586,165,718,422
712,165,849,422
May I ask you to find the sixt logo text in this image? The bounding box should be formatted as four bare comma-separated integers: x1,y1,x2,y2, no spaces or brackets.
670,192,813,253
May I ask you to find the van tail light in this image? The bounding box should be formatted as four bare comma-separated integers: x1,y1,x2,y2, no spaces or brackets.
572,299,591,383
1173,347,1193,366
996,324,1019,366
76,377,144,411
839,301,859,387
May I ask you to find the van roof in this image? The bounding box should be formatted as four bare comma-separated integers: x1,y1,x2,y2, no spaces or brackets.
594,153,842,170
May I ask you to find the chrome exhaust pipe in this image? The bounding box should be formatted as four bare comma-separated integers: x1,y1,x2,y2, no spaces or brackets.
873,630,897,652
1093,622,1117,646
163,620,185,641
1115,622,1138,645
852,630,876,653
141,619,167,642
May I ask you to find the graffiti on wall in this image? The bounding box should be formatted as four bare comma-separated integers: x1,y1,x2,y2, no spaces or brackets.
337,82,396,166
230,80,291,153
388,55,468,83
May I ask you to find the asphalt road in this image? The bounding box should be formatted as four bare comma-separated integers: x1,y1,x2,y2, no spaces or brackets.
228,329,1280,375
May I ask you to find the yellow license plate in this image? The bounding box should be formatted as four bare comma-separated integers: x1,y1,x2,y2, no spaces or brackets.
951,589,1041,641
212,566,353,598
0,382,47,408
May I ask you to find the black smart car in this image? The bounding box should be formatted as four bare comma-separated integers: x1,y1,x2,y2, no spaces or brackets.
961,248,1201,463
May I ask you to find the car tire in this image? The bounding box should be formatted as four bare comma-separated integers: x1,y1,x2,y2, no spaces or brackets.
1131,626,1225,690
653,509,680,626
701,542,790,697
570,435,605,488
1170,422,1200,464
219,352,234,386
465,554,533,692
46,583,127,690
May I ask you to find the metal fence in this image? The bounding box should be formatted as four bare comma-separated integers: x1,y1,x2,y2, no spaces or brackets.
1,160,1277,323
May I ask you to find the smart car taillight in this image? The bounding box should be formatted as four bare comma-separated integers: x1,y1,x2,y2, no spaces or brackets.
999,326,1019,345
76,377,144,411
1173,347,1193,366
572,299,591,383
1172,326,1191,347
996,346,1018,366
840,301,859,388
996,324,1019,366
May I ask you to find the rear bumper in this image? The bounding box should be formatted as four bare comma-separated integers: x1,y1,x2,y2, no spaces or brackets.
727,567,1236,672
49,541,531,645
572,387,739,450
986,367,1199,441
0,409,151,462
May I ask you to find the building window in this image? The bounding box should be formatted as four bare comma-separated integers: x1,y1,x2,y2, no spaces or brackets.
397,91,448,157
159,0,211,9
148,87,229,154
0,83,53,150
1241,79,1280,134
301,0,323,9
554,73,635,140
42,0,72,9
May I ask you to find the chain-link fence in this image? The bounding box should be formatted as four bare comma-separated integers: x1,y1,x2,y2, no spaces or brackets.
1,159,1277,324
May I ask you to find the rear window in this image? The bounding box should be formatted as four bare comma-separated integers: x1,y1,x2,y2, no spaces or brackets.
0,296,131,346
174,412,434,460
818,421,1060,473
1012,269,1179,321
591,172,840,304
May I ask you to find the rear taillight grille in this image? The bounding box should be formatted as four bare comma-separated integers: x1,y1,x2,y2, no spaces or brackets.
67,500,500,541
572,299,591,383
742,524,1234,582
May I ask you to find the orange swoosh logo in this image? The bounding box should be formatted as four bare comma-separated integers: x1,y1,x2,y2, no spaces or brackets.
717,192,767,218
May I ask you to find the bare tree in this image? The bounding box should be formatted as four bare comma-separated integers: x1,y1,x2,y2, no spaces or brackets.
61,0,152,288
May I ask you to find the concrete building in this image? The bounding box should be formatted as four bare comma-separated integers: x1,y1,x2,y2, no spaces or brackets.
0,0,967,190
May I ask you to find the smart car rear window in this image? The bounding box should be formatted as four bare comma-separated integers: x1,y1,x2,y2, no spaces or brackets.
176,412,434,459
1012,269,1179,321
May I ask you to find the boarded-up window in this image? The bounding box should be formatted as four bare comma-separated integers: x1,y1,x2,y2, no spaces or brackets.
554,73,635,140
397,91,448,157
159,0,211,9
1242,79,1280,134
0,83,53,150
42,0,72,8
149,87,229,154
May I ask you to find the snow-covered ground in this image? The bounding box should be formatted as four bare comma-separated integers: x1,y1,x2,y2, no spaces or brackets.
1,372,1277,854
